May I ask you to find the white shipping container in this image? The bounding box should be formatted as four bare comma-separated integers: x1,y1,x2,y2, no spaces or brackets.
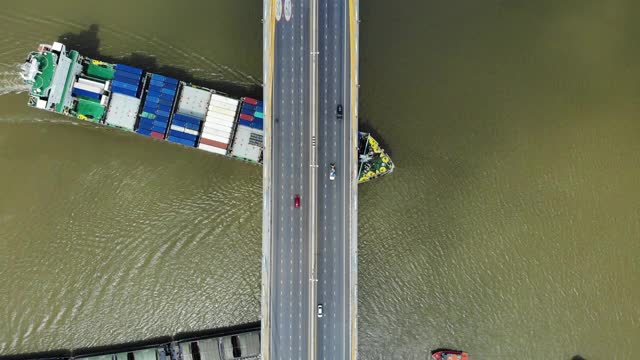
205,114,235,124
202,129,231,140
183,128,199,136
202,126,231,139
77,77,105,90
206,107,233,116
198,143,228,155
206,117,234,126
73,81,102,94
205,116,234,126
210,94,239,106
207,107,236,117
209,100,238,111
170,125,199,136
204,121,233,132
170,124,186,133
201,133,230,144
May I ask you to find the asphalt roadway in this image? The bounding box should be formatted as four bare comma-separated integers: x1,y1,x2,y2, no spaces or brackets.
316,0,352,359
268,0,353,358
269,0,312,358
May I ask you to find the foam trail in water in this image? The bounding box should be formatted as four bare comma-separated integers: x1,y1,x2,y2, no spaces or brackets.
0,64,30,96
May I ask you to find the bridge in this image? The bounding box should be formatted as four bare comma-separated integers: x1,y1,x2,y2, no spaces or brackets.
261,0,359,359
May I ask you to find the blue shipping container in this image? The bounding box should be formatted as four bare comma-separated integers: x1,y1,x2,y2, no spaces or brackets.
159,93,174,102
172,119,186,128
153,120,168,128
148,86,164,94
242,103,256,111
72,88,101,100
115,64,143,75
154,115,170,123
155,110,170,117
136,128,152,136
111,80,138,92
163,77,178,86
238,119,252,127
158,104,172,113
169,130,197,142
167,135,195,147
150,79,164,87
240,107,254,116
113,74,140,86
183,121,200,131
145,96,160,103
151,125,166,133
160,88,176,96
111,87,137,97
138,122,153,131
158,104,171,113
143,103,158,111
114,70,141,81
139,117,154,126
175,113,201,124
256,106,263,113
151,74,166,81
147,91,162,99
158,99,173,107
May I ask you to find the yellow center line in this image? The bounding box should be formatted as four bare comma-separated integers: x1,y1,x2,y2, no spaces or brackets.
348,1,358,359
262,1,276,360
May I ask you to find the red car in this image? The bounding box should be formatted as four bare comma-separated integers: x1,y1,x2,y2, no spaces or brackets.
294,194,301,208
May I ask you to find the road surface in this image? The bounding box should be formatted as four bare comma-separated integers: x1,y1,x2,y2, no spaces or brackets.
316,0,354,359
268,0,312,359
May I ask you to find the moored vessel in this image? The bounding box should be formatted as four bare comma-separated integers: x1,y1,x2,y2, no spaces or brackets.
431,349,469,360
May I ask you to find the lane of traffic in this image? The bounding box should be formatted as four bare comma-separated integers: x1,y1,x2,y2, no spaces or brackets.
316,0,349,358
270,0,312,358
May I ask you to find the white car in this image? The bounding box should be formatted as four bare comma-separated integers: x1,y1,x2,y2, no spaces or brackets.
329,163,336,181
317,304,324,318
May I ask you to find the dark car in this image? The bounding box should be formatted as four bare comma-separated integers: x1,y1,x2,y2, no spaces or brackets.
336,104,343,119
294,194,301,208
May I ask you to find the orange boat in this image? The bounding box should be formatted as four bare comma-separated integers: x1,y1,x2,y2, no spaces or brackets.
431,349,469,360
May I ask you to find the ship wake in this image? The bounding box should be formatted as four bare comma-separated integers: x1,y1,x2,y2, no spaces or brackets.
0,64,30,96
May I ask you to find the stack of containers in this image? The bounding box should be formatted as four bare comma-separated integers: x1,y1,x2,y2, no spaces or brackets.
111,64,142,97
237,97,264,131
197,93,239,155
72,77,105,100
136,74,178,139
167,113,201,147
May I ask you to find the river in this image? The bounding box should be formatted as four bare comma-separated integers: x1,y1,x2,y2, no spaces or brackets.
1,0,639,359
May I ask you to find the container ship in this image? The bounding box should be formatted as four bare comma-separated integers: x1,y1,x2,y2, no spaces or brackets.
20,41,393,183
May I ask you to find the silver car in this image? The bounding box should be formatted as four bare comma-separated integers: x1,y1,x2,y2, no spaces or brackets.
329,163,336,181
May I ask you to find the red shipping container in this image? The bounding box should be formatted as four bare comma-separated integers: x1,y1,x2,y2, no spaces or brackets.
239,113,254,121
150,131,164,139
200,137,228,149
243,97,258,105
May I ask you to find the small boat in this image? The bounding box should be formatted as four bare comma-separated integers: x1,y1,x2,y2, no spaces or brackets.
431,349,469,360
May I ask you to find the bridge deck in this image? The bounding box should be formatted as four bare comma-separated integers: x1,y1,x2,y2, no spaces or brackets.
262,0,358,359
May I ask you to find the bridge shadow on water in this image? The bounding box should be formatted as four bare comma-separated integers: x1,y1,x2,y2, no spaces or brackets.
57,24,262,100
